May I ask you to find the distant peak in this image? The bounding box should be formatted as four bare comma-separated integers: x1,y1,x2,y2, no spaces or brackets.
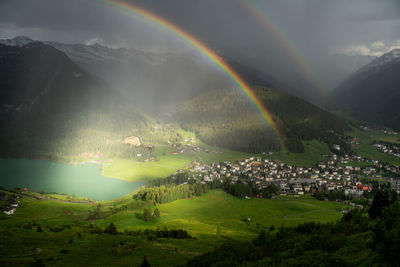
352,48,400,76
13,36,34,42
0,35,35,47
383,48,400,58
91,43,103,47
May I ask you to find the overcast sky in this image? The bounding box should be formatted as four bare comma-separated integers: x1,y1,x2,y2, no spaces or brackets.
1,0,399,89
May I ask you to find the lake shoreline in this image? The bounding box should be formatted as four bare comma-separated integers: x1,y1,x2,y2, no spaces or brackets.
0,158,145,201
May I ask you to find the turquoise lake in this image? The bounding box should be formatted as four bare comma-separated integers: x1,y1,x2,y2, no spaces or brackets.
0,159,144,200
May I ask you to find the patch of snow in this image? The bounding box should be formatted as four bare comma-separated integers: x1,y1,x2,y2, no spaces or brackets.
351,48,400,77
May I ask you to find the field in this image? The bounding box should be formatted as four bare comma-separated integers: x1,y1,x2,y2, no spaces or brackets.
264,139,331,166
99,190,346,239
0,190,347,266
350,127,400,165
102,149,193,182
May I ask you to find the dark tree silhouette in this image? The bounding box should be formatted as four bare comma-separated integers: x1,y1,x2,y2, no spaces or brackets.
104,222,117,235
140,255,150,267
369,190,397,219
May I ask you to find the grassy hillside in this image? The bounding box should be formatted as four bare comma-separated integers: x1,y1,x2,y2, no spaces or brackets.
175,86,349,154
350,127,400,165
99,190,345,239
102,153,193,182
265,139,331,166
0,190,346,266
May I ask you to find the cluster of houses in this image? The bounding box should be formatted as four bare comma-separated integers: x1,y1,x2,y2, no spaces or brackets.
360,125,399,136
373,143,400,158
171,143,205,155
381,129,399,135
184,151,400,197
1,192,20,215
172,142,222,157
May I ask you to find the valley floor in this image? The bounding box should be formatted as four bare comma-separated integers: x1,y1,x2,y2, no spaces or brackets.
0,190,346,266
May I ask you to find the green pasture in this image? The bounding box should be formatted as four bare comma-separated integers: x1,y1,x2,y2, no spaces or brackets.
350,127,400,165
265,139,331,166
99,190,346,240
0,189,347,266
102,150,193,182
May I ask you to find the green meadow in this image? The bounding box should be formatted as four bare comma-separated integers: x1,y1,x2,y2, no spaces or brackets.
263,139,331,166
99,190,346,239
350,127,400,165
0,190,347,266
102,153,193,182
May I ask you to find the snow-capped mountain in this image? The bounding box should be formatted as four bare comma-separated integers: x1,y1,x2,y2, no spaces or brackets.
351,49,400,77
0,36,164,65
0,36,34,47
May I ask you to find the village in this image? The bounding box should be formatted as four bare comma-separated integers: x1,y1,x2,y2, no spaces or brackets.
183,149,400,199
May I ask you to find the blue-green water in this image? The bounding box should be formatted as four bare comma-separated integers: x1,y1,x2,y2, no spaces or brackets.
0,159,144,200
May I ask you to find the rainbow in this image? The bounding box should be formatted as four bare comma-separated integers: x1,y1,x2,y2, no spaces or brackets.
98,0,285,146
239,0,327,96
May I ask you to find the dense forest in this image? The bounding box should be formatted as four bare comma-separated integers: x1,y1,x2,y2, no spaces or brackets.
175,87,349,153
186,190,400,266
147,171,280,199
133,183,209,204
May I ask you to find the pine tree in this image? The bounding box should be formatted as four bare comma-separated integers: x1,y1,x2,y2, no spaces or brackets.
143,208,152,222
153,207,160,218
141,255,150,267
104,222,117,235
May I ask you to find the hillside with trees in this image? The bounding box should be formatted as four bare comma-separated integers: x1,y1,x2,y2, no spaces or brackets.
0,42,157,160
175,87,349,153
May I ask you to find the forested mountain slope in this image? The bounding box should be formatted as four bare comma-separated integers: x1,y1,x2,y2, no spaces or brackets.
175,87,349,153
0,42,151,158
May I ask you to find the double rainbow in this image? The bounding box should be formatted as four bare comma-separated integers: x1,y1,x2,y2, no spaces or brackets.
100,0,284,146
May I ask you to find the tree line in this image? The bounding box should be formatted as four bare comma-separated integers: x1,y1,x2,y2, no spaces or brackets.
133,183,209,205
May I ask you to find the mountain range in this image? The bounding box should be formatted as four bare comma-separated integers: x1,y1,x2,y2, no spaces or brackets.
0,37,355,156
0,36,362,111
0,36,233,114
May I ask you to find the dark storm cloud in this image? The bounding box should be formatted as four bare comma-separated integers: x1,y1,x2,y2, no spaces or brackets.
0,0,183,50
1,0,398,50
0,0,399,89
